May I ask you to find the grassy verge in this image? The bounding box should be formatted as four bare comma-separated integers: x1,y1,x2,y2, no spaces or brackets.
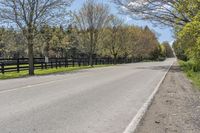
0,64,112,80
179,60,200,88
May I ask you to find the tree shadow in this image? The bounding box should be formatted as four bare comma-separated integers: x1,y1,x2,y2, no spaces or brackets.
136,65,182,73
170,65,182,73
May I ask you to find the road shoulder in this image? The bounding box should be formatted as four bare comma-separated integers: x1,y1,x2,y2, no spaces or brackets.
135,62,200,133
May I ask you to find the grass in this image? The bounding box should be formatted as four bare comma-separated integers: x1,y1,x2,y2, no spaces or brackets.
179,60,200,88
0,64,112,80
4,64,41,68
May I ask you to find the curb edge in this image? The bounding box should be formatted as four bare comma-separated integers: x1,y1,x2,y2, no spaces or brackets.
123,60,174,133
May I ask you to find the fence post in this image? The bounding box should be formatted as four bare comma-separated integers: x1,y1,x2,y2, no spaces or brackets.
78,58,81,67
55,59,58,69
83,58,86,66
72,58,75,67
51,61,53,68
105,58,107,64
66,57,68,67
96,58,98,65
87,58,89,66
17,58,20,73
85,58,87,66
41,62,44,69
45,63,47,69
33,58,35,70
59,61,61,68
64,58,67,67
95,58,97,65
1,63,4,74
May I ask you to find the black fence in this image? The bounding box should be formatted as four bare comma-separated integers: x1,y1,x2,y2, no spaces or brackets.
0,57,136,74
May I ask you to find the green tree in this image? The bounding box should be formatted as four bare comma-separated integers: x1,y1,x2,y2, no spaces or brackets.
173,40,188,61
0,0,74,75
177,13,200,70
161,42,174,58
102,17,125,64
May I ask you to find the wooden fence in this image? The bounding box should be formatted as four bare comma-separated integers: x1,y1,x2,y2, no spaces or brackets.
0,57,134,74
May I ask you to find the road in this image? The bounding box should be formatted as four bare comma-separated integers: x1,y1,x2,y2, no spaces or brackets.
0,58,174,133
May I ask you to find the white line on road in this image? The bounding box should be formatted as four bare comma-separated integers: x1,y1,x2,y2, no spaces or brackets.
123,61,174,133
0,78,69,94
0,67,102,94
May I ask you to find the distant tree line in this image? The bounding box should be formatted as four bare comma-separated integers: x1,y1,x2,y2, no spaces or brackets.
0,23,173,61
114,0,199,71
0,0,173,75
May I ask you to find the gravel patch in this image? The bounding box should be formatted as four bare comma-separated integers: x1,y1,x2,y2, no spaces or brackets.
135,62,200,133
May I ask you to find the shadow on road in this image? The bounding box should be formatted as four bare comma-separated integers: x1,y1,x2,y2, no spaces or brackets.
136,65,182,73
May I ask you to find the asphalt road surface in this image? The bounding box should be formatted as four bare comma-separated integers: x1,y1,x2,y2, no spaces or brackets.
0,58,174,133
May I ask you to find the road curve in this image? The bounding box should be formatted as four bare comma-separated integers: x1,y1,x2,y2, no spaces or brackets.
0,58,174,133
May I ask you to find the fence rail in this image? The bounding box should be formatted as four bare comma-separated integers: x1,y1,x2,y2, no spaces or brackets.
0,57,135,74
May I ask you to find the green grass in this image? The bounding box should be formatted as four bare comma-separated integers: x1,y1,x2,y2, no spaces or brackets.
4,64,41,68
0,64,112,80
179,60,200,88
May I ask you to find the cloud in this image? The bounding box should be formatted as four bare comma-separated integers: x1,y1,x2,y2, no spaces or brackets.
124,16,132,23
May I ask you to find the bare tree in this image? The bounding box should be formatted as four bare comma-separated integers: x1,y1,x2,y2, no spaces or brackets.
0,0,73,75
113,0,192,27
74,0,111,66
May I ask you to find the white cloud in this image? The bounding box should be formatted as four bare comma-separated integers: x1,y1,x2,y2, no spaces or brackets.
124,16,132,23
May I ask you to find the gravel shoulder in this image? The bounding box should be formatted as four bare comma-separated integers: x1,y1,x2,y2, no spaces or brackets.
135,62,200,133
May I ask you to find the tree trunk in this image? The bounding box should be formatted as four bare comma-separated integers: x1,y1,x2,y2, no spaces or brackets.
89,53,93,67
27,36,34,75
44,43,49,57
89,28,95,67
114,54,117,65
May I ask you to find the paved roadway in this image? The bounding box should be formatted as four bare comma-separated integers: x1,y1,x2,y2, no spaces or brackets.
0,58,174,133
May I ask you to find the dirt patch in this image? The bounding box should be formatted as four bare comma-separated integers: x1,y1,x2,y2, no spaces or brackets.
135,62,200,133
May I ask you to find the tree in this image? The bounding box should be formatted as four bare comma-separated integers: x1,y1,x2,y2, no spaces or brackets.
0,27,26,58
161,41,174,58
102,24,161,61
0,0,74,75
102,16,125,64
125,26,141,60
113,0,199,27
177,13,200,70
49,26,69,58
74,0,111,66
173,40,188,61
39,25,53,57
130,26,159,60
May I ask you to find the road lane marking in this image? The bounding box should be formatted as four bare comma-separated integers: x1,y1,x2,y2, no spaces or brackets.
0,65,135,94
0,66,107,94
0,78,68,94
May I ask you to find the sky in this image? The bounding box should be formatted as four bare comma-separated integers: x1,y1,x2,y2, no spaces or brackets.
70,0,174,44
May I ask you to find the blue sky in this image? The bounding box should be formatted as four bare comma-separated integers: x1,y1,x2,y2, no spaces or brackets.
70,0,174,44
